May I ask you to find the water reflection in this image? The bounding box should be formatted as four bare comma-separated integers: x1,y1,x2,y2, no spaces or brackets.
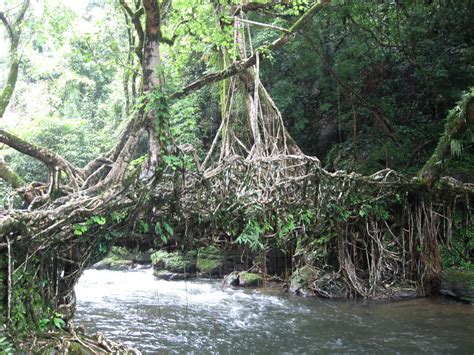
75,269,474,354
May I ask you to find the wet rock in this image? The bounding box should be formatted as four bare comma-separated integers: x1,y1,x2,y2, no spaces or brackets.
289,266,317,295
391,288,420,299
151,250,196,273
439,268,474,303
223,271,262,287
132,249,154,264
196,246,224,276
223,271,240,286
297,287,315,297
238,272,262,287
153,269,193,281
92,247,155,270
94,258,134,271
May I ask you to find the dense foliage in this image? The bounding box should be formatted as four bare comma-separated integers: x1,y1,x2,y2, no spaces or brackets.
260,1,474,175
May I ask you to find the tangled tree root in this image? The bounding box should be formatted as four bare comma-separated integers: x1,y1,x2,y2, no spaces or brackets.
16,325,141,354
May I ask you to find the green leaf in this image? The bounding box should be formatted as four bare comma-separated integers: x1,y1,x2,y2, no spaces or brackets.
52,317,65,329
73,224,88,235
92,216,106,225
139,221,149,233
154,222,163,235
163,222,174,237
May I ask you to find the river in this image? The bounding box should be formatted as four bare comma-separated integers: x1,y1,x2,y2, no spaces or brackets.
74,268,474,354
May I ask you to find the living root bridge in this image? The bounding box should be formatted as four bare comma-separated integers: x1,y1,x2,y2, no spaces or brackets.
0,147,472,337
1,78,473,338
173,154,473,298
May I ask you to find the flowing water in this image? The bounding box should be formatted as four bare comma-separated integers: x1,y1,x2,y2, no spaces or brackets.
74,268,474,354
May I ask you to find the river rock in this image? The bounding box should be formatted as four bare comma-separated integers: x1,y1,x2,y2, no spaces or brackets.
390,288,420,299
196,246,224,277
289,266,317,295
153,269,193,280
223,271,240,286
93,247,155,270
223,271,262,287
132,249,154,264
151,250,196,273
238,272,262,287
94,258,134,271
439,268,474,303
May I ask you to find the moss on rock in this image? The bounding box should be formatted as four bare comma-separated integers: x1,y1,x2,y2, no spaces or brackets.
289,266,317,294
238,272,262,287
93,247,154,270
196,246,224,275
440,268,474,303
151,250,196,273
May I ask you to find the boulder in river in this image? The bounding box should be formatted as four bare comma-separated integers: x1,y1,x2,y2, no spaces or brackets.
94,258,134,271
223,271,240,286
196,246,224,277
238,272,262,287
289,266,317,296
92,247,155,270
153,269,193,280
151,250,197,273
439,268,474,303
223,271,262,287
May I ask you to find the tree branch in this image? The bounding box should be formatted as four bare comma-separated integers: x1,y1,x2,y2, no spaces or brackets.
0,0,30,118
240,0,292,13
0,156,24,188
0,129,83,182
13,0,29,29
0,12,14,41
160,19,189,46
171,0,330,100
0,50,20,118
119,0,144,63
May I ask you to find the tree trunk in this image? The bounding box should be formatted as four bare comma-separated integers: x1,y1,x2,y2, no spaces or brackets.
142,0,164,169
